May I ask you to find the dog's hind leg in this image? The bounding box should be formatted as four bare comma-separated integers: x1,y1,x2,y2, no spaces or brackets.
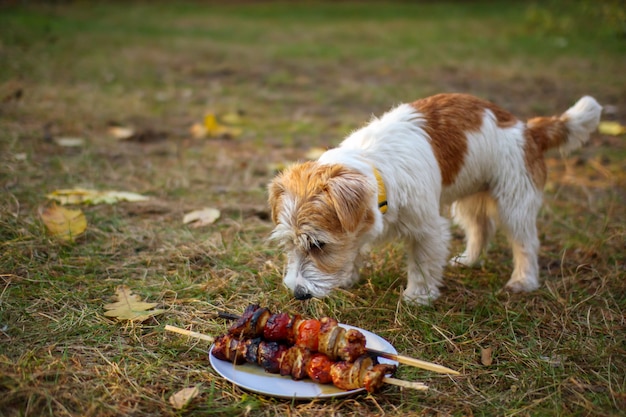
450,192,498,267
497,188,542,293
403,216,450,305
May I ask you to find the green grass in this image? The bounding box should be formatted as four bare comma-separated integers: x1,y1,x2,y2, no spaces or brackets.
1,1,625,416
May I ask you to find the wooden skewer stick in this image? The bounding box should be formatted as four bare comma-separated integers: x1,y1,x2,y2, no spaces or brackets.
165,325,429,392
165,325,215,343
383,377,429,391
215,312,461,376
367,348,460,376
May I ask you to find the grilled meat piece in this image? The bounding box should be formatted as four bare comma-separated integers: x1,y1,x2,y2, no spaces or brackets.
296,319,321,351
306,353,333,384
330,356,397,393
364,364,397,393
257,340,288,374
279,345,311,380
263,312,291,341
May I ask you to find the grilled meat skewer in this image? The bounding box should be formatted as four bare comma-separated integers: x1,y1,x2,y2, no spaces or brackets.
222,304,460,375
164,325,430,393
211,333,397,393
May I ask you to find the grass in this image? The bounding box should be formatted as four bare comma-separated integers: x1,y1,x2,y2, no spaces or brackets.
1,1,625,416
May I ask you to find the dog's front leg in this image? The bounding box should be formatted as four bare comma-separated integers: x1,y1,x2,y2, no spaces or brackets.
402,218,450,305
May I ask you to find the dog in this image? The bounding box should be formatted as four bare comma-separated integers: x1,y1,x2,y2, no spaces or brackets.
268,93,602,304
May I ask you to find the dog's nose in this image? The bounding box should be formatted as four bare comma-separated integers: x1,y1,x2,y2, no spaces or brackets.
294,286,313,300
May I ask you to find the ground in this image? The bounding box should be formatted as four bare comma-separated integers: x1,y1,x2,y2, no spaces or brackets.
1,1,625,416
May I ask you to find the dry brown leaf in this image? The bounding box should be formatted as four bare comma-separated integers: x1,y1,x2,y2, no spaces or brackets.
169,385,201,410
54,137,85,147
103,285,165,322
183,208,220,228
481,347,493,366
189,123,206,139
108,126,135,140
40,204,87,242
47,188,150,205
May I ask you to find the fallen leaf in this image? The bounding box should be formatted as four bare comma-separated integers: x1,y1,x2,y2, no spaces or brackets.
183,208,220,228
108,126,135,140
47,188,150,205
40,204,87,242
481,347,493,366
598,120,626,136
103,285,165,322
188,112,243,139
203,113,220,133
189,122,207,139
169,385,201,410
54,137,85,147
205,113,242,138
220,110,243,125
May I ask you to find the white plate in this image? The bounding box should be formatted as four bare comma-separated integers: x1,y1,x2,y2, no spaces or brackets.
209,324,398,399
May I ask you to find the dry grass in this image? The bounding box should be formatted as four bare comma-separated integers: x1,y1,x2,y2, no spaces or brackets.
1,1,625,416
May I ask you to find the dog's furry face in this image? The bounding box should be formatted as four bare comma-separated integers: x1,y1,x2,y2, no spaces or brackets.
268,161,376,299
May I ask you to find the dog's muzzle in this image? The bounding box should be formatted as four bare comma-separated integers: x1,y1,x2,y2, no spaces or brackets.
294,286,313,300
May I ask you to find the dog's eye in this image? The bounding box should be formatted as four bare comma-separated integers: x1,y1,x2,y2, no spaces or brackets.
312,241,326,251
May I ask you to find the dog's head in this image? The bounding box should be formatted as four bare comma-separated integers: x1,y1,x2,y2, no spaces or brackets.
268,161,376,300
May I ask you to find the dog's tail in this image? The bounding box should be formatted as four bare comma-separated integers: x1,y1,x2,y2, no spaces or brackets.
526,96,602,153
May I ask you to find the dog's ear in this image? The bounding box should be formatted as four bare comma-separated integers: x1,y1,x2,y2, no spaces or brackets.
325,167,373,233
268,176,285,225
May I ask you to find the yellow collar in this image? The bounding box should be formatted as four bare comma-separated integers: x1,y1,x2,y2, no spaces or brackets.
373,167,388,214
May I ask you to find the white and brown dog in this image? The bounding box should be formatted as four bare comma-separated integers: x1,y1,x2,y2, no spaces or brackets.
268,93,601,304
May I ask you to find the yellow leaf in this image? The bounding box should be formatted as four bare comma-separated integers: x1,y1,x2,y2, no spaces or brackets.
183,208,220,228
40,204,87,242
47,188,150,205
598,121,626,136
220,111,243,125
169,385,201,410
203,113,219,132
203,113,242,139
103,285,165,322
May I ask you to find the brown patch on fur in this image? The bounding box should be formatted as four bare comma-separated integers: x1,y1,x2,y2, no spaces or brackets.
411,93,518,185
523,129,548,188
523,115,570,188
526,116,570,151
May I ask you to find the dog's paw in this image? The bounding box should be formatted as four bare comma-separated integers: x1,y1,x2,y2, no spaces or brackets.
403,286,441,305
504,276,540,293
449,253,481,268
